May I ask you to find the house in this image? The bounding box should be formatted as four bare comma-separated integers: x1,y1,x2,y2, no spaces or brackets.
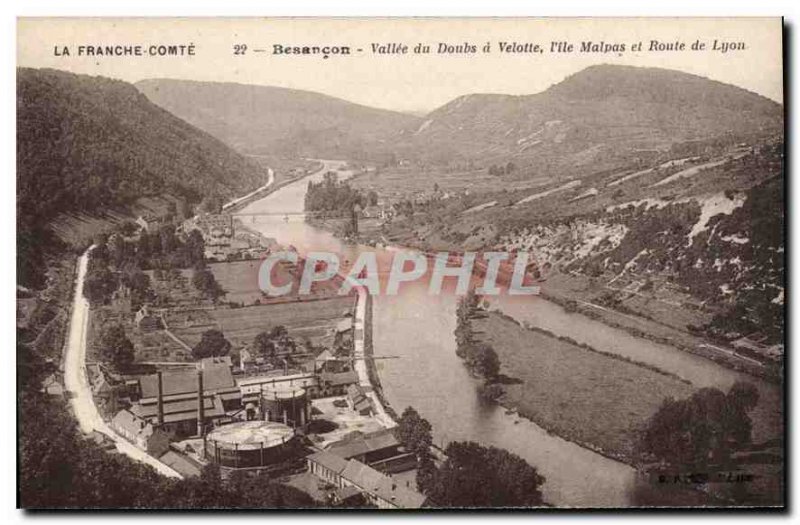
340,459,426,509
307,449,349,485
315,349,347,374
135,305,162,332
326,428,402,465
239,347,253,371
41,374,64,398
325,428,415,473
89,363,119,412
135,214,159,233
346,384,373,415
335,318,353,333
318,370,359,397
361,205,394,221
306,450,425,509
112,409,171,457
92,373,114,399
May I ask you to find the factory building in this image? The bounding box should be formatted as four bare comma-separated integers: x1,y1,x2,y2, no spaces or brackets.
131,363,241,437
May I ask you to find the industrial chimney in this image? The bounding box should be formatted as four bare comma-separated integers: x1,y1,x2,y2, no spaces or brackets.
156,370,164,427
197,370,205,437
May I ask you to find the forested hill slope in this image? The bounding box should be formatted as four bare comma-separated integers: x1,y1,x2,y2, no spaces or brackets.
135,78,420,160
17,68,265,287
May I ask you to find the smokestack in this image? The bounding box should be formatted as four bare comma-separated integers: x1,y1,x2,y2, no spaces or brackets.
156,371,164,426
197,370,205,437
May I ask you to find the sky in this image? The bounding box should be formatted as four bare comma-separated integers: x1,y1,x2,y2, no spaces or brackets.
17,17,783,113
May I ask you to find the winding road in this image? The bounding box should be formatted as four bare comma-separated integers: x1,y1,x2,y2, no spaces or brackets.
63,246,182,478
60,164,279,478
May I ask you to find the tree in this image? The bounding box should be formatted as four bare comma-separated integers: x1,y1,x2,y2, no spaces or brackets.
192,268,224,302
184,229,206,268
269,325,296,355
84,251,118,306
83,265,118,306
108,234,129,268
99,324,135,370
396,407,437,494
396,406,433,455
425,441,545,507
159,225,178,254
122,268,152,309
252,331,276,357
192,329,231,360
416,453,437,494
119,220,139,237
367,190,379,207
474,344,500,381
639,382,760,466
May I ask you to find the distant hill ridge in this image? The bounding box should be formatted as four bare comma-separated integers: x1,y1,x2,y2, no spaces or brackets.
135,78,421,159
409,64,782,165
136,65,782,173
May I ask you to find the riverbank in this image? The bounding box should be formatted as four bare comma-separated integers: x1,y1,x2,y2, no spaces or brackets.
361,293,399,424
537,275,778,383
470,309,695,466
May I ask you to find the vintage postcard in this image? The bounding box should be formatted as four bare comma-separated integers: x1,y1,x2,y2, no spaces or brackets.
16,17,784,509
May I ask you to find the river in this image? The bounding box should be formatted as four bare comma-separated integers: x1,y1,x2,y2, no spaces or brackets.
236,160,780,507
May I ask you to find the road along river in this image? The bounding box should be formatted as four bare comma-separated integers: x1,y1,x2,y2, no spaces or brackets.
236,160,780,507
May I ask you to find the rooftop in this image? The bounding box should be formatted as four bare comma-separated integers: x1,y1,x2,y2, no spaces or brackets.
139,363,235,399
206,420,295,450
326,428,399,460
341,459,426,509
320,370,359,387
307,449,349,474
132,395,226,420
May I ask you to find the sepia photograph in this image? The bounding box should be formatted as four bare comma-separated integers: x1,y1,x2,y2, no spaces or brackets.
15,16,785,510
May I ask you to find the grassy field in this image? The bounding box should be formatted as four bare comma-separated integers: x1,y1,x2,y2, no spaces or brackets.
166,295,356,350
209,259,345,305
473,311,695,462
211,296,355,347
